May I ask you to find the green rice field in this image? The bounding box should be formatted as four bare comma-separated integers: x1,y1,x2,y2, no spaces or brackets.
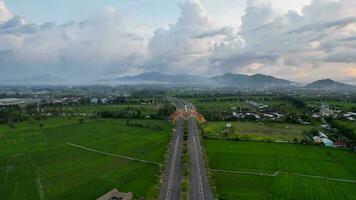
185,97,305,114
202,121,315,141
204,140,356,200
0,118,171,200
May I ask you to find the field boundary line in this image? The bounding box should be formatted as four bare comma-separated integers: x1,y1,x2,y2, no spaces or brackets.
66,142,160,166
29,152,46,200
292,173,356,183
211,169,279,177
36,177,45,200
212,169,356,184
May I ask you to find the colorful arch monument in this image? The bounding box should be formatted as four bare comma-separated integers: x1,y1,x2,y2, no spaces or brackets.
169,108,206,123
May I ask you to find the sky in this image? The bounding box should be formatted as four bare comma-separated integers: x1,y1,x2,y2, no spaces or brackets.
0,0,355,84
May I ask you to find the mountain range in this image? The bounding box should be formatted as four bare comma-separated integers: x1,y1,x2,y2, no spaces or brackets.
0,74,68,86
305,79,355,91
100,72,355,90
102,72,294,88
0,72,355,91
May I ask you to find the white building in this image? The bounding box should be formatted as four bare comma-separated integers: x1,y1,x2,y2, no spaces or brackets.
91,98,99,105
101,98,109,104
320,104,334,117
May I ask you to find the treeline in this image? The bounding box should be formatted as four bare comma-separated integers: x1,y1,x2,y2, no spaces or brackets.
125,120,162,130
99,103,175,120
130,89,167,98
0,105,72,125
196,97,273,103
175,92,276,99
0,106,26,124
331,120,356,141
277,96,306,109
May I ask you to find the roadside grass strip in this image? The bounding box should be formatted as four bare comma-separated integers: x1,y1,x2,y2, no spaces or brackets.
66,142,161,166
212,169,356,183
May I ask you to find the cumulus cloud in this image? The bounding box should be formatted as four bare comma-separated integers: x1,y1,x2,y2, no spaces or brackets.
0,0,12,22
208,0,356,78
146,0,243,74
0,0,355,82
0,5,147,82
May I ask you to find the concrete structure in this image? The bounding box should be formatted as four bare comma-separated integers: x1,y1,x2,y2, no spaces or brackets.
91,98,99,105
0,98,37,109
313,136,322,143
96,189,132,200
170,108,206,123
320,104,334,117
321,138,334,147
319,131,328,138
320,124,331,129
101,98,109,104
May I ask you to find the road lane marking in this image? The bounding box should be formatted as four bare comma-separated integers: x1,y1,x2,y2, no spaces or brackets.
166,134,181,200
192,133,205,200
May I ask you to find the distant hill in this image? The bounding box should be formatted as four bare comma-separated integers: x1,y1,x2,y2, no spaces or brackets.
99,72,294,88
211,73,293,88
98,72,293,88
0,74,67,85
104,72,213,85
305,79,355,91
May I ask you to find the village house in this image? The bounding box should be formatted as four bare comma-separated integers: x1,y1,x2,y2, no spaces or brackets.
96,189,132,200
91,98,99,105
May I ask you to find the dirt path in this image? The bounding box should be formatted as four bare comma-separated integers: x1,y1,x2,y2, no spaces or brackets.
211,169,280,177
66,142,160,166
212,169,356,183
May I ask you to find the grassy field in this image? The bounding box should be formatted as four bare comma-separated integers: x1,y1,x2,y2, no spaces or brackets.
196,102,246,111
204,140,356,200
185,97,305,114
202,121,315,141
260,100,304,114
184,98,250,111
0,118,171,200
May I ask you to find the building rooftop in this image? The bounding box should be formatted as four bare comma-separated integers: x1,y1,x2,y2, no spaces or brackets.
96,189,133,200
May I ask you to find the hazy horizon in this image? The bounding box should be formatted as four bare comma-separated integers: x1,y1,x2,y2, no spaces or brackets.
0,0,355,84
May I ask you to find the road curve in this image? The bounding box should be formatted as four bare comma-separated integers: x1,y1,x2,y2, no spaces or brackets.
159,118,184,200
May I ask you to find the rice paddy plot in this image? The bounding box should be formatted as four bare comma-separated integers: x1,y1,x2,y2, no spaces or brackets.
202,121,315,142
205,140,356,200
0,118,171,200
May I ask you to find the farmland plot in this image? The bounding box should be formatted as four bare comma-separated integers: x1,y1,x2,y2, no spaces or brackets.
205,140,356,200
0,118,170,200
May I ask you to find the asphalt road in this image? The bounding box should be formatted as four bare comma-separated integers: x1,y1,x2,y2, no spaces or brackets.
160,98,212,200
159,118,184,200
188,117,213,200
